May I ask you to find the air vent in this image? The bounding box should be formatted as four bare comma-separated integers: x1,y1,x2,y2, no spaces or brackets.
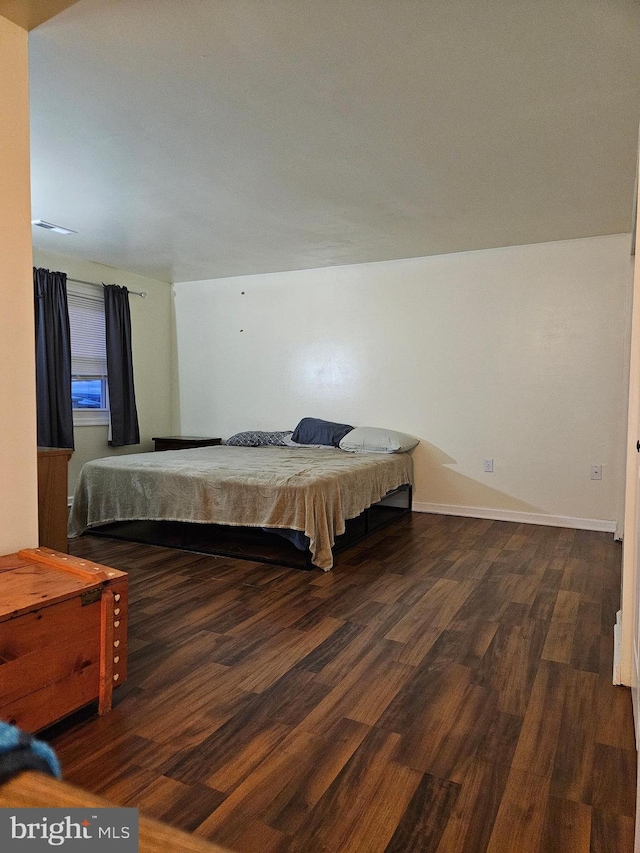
31,219,77,236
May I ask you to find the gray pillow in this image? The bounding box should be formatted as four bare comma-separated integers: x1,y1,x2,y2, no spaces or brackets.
225,430,292,447
339,426,419,453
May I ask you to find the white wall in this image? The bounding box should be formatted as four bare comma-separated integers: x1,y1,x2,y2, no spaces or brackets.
0,15,39,553
174,234,632,529
32,249,174,497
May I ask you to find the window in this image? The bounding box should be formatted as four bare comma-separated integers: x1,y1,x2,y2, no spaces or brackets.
67,282,109,425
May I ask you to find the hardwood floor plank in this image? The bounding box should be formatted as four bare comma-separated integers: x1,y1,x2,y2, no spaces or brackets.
541,590,580,664
414,619,498,672
137,631,224,693
542,619,577,665
206,723,292,793
193,728,317,847
434,758,511,853
551,668,598,804
443,576,515,624
285,728,422,853
383,773,460,853
485,766,551,853
475,711,523,768
134,777,226,832
131,663,242,747
561,557,603,603
394,625,444,667
395,668,496,783
510,659,569,778
377,660,472,736
590,809,636,853
366,572,432,605
291,620,365,673
539,796,591,853
473,617,547,716
591,744,637,819
570,601,602,673
219,617,342,694
263,717,370,835
528,579,563,623
231,821,290,853
384,577,473,642
309,622,397,687
456,619,500,669
299,642,413,735
161,672,330,786
596,656,637,750
98,765,163,804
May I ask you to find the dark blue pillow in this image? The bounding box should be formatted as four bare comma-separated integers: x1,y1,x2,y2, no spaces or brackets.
291,417,354,447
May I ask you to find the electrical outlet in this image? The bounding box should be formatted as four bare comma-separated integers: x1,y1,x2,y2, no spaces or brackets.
590,464,602,480
483,458,494,473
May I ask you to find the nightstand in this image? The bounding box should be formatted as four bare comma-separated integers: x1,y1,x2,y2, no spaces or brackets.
152,435,222,452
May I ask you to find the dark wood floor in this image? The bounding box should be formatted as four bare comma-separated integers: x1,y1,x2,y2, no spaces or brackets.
46,513,636,852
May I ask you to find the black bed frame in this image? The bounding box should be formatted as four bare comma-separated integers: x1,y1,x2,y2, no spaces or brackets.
85,484,413,570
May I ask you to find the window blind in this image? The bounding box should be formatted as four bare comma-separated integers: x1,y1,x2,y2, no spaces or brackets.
67,286,107,377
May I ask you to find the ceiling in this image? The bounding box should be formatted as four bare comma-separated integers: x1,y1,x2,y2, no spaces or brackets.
29,0,640,284
0,0,78,30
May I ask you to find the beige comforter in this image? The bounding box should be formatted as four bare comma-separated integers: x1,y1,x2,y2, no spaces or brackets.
68,445,413,569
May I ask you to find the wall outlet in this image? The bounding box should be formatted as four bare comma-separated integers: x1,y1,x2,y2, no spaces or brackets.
590,464,602,480
483,458,494,473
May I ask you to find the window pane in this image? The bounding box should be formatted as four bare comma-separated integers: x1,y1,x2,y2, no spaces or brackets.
72,378,104,409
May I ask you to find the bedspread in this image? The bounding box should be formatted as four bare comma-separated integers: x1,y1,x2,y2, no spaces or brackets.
68,445,413,569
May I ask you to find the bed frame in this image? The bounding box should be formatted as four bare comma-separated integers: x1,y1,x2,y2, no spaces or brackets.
84,484,412,569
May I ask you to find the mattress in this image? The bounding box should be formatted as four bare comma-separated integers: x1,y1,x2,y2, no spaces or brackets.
68,445,413,569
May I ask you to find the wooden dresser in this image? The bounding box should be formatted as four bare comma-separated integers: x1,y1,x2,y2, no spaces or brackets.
37,447,73,553
0,547,128,733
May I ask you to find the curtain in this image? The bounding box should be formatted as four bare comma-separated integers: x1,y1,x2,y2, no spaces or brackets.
104,284,140,447
34,268,74,449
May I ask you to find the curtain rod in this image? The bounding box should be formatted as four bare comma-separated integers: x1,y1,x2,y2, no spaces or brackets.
67,277,147,298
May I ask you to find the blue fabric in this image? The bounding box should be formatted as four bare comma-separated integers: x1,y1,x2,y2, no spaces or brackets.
263,527,310,551
291,417,353,447
0,722,61,783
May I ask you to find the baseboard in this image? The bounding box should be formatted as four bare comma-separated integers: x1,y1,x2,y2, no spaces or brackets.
613,610,623,685
412,502,617,533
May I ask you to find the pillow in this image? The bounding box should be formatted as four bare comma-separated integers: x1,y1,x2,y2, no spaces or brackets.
291,417,354,447
339,426,419,453
225,430,292,447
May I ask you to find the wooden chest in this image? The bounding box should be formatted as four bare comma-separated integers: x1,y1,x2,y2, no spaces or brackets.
0,547,128,733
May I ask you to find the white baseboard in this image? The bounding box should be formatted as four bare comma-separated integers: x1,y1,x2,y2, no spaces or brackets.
614,610,623,686
412,501,617,534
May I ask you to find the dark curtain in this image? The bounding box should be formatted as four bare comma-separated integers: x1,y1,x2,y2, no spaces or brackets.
34,268,74,449
104,284,140,447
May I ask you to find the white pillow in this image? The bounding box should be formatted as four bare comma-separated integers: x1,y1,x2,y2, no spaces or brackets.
339,426,419,453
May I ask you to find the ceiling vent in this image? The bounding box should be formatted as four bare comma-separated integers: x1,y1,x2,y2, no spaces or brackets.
31,219,77,236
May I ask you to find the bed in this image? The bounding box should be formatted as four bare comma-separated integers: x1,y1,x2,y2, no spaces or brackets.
68,444,413,570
